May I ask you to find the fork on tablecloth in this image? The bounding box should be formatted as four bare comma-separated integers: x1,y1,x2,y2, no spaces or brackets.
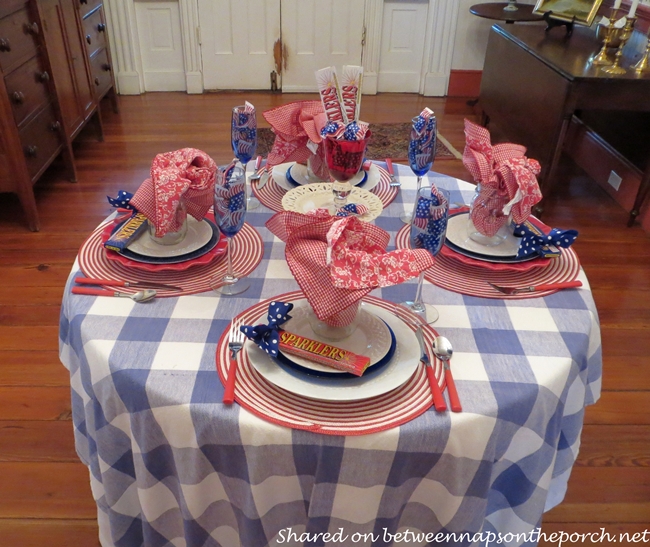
223,318,245,404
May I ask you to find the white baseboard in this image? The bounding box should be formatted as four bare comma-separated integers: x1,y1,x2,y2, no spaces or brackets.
362,72,378,95
143,72,187,92
116,72,143,95
422,72,448,97
185,72,203,94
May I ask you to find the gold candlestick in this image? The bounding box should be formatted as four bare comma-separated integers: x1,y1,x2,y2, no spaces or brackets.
633,33,650,74
592,8,620,66
602,17,636,75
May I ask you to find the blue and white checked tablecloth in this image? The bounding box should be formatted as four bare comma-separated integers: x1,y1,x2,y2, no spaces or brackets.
59,163,602,547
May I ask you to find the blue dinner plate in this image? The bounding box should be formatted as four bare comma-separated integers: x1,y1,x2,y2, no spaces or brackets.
285,164,369,188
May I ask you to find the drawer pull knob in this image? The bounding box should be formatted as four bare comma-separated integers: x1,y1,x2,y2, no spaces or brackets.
38,71,50,82
95,77,100,86
86,34,92,44
12,91,25,104
97,23,106,32
80,0,88,4
25,146,38,158
50,121,62,132
25,22,39,35
102,63,111,72
0,38,11,52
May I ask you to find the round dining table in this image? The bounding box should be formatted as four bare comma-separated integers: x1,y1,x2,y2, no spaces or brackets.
59,161,601,547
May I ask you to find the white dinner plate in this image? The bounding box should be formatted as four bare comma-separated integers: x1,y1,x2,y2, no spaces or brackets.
245,301,421,401
287,162,367,187
281,183,383,221
126,216,214,258
272,162,381,193
445,211,522,257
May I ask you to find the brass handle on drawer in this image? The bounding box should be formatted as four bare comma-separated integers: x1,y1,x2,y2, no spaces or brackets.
12,91,25,104
86,35,92,45
25,22,39,35
97,23,106,32
50,121,62,132
25,145,38,158
0,38,11,52
102,63,111,72
38,71,50,82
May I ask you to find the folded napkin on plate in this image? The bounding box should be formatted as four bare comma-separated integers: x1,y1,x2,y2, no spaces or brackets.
263,101,330,180
130,148,217,237
266,210,435,327
514,224,578,259
463,119,542,237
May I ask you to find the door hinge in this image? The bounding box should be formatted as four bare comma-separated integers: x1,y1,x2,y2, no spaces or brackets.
197,26,201,45
361,26,366,47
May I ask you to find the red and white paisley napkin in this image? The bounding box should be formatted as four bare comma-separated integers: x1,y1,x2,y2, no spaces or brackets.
463,119,542,237
263,101,330,180
266,210,435,327
130,148,217,237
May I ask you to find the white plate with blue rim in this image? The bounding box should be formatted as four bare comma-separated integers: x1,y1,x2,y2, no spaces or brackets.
272,162,381,193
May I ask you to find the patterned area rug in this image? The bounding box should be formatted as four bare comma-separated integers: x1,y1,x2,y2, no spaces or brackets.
257,123,462,161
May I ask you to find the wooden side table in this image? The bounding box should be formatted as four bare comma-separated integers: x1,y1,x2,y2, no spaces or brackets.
470,2,544,24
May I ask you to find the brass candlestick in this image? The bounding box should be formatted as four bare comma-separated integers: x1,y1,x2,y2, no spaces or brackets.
602,16,636,74
632,33,650,74
591,8,620,66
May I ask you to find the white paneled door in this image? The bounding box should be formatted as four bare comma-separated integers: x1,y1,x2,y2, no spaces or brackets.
198,0,281,90
198,0,365,91
280,0,365,92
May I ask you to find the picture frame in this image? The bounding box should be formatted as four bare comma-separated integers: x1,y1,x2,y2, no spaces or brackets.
533,0,604,26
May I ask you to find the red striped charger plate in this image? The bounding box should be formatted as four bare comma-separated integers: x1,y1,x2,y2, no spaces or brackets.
78,221,264,297
216,291,442,435
252,164,398,213
395,225,581,299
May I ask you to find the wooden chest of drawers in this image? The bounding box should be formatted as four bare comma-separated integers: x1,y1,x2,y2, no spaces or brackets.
0,0,117,231
0,0,73,231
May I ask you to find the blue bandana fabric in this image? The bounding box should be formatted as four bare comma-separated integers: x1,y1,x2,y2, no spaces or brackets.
240,301,294,356
412,186,449,256
514,224,579,259
335,203,369,217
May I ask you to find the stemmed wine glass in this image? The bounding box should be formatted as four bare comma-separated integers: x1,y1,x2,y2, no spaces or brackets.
401,186,449,324
400,114,437,223
211,165,249,295
324,134,371,212
231,103,259,210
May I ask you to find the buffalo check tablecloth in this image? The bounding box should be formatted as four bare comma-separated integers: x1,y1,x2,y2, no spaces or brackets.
59,163,602,547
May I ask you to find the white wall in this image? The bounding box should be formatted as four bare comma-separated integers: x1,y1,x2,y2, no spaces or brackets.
451,0,536,71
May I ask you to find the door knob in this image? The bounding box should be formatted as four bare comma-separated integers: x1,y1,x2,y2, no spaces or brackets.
25,145,38,158
0,38,11,52
86,35,92,44
97,23,106,32
25,22,39,35
38,71,50,82
12,91,25,104
102,63,111,72
95,77,100,86
50,121,62,132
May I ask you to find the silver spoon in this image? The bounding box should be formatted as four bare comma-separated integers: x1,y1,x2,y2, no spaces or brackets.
125,289,157,302
432,336,462,412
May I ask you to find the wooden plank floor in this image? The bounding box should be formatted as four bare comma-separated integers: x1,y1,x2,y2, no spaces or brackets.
0,92,648,546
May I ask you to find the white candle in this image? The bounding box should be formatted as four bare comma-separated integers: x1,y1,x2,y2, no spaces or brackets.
613,0,622,9
629,0,639,18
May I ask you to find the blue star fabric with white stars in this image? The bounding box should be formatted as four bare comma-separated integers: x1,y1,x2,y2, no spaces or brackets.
412,185,448,255
240,301,294,357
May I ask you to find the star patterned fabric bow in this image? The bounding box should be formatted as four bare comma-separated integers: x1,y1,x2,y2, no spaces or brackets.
514,224,579,259
335,203,369,217
107,190,135,210
240,301,294,357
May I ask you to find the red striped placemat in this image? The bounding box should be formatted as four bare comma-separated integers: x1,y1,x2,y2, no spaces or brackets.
216,291,442,435
395,225,581,299
78,221,264,297
252,164,398,212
